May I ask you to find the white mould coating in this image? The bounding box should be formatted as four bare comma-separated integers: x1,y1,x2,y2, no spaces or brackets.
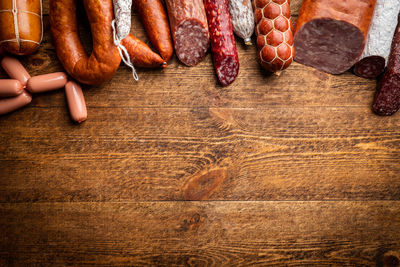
228,0,255,44
361,0,400,65
113,0,132,40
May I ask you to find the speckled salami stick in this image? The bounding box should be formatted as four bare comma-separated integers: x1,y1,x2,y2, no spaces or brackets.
204,0,239,86
354,0,400,79
112,0,138,80
228,0,255,45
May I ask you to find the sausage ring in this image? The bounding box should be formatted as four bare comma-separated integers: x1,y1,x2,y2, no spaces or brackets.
50,0,121,85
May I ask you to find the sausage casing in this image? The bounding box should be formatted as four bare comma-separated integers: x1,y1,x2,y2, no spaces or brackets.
65,81,87,123
0,90,31,115
0,79,23,97
50,0,121,85
1,56,30,86
0,0,43,55
26,72,68,93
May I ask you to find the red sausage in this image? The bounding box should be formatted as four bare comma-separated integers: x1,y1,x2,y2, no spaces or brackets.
0,79,24,97
26,72,68,93
165,0,210,66
65,81,87,123
373,14,400,116
203,0,239,86
1,56,31,86
0,90,32,115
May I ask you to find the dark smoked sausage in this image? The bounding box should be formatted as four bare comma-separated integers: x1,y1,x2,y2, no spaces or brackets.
121,34,165,68
133,0,173,63
373,14,400,116
165,0,209,66
50,0,121,85
294,0,377,75
203,0,239,86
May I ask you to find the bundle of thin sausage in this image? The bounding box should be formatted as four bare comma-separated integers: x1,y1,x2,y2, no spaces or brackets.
0,56,87,122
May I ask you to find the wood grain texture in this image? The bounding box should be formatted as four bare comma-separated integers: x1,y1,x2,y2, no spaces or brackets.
0,106,399,202
1,201,400,266
1,0,400,265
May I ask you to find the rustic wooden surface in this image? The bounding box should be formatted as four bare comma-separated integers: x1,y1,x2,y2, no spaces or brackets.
0,0,399,265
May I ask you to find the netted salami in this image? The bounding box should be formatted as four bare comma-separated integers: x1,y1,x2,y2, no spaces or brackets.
253,0,294,74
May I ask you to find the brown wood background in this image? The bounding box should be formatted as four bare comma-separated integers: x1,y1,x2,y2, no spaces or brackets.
1,0,400,265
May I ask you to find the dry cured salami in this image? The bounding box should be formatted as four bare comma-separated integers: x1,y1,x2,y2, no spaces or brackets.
228,0,254,45
204,0,239,86
373,14,400,116
165,0,209,66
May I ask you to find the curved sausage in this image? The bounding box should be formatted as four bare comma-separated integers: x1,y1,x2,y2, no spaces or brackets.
373,14,400,116
253,0,294,74
65,81,87,123
121,34,166,68
165,0,210,66
0,0,43,55
133,0,173,63
0,90,31,115
353,0,400,79
294,0,376,75
204,0,239,86
26,72,68,93
1,56,30,86
0,79,23,97
49,0,121,86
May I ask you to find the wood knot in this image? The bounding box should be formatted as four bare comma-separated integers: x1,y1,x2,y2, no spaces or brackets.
30,57,44,66
312,69,329,81
183,168,227,200
177,213,202,232
383,251,400,267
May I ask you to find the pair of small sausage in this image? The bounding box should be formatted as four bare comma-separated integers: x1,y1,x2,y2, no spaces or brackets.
2,56,67,93
0,57,32,115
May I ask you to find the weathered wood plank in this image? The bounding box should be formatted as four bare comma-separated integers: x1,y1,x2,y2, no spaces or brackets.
1,201,399,266
1,107,399,202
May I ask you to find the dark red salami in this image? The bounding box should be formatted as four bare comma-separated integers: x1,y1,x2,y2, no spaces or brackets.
165,0,210,66
373,14,400,116
353,56,385,79
203,0,239,86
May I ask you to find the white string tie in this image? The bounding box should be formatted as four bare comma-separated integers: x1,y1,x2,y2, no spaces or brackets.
111,20,138,81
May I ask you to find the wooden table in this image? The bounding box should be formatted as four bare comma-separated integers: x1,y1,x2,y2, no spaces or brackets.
1,1,400,265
